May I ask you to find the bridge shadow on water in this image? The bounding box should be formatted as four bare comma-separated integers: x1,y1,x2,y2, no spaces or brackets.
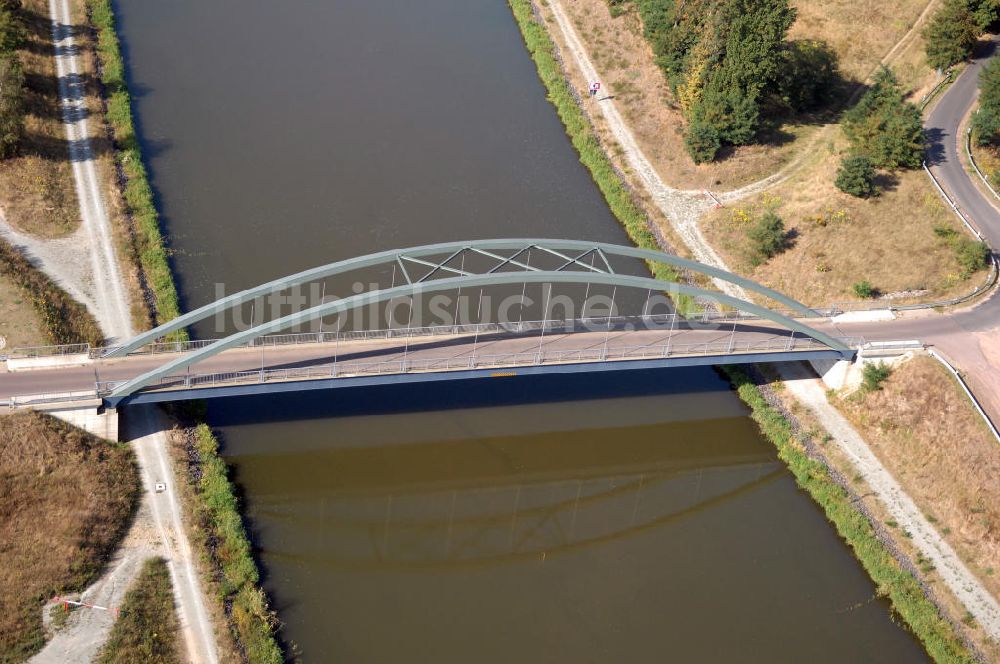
203,365,745,428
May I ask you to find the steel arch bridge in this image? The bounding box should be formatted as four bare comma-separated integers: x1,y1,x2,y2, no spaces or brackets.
83,239,853,405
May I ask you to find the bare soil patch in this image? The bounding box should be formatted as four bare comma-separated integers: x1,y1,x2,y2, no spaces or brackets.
0,411,138,662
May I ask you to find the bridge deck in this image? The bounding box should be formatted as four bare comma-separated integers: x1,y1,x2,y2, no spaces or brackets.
1,321,855,406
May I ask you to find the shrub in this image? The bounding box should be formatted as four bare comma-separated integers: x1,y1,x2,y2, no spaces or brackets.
852,280,876,298
607,0,630,16
955,237,990,275
746,211,787,266
835,155,878,198
861,361,893,393
0,3,24,51
685,120,722,163
923,0,981,70
842,67,925,170
0,51,23,158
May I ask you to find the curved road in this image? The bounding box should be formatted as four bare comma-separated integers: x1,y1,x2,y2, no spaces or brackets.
832,40,1000,422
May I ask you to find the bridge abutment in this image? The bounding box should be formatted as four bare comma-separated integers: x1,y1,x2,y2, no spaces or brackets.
42,401,119,441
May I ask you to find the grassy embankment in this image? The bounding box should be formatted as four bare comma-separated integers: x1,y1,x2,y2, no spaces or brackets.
836,357,1000,601
722,366,974,664
98,557,180,664
0,239,103,345
549,0,977,307
0,0,104,347
87,0,183,336
85,2,282,661
171,421,282,664
508,0,695,312
0,412,139,662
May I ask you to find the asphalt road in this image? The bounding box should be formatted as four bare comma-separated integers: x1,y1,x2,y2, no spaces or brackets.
0,322,836,402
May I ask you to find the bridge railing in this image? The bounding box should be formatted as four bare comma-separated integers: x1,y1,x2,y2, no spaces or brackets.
93,335,862,396
5,343,92,359
12,310,830,360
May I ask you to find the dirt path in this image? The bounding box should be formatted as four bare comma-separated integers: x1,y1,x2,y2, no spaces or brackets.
779,362,1000,642
47,0,131,341
26,0,220,661
542,0,746,299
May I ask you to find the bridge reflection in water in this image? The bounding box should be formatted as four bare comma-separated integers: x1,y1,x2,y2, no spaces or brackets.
216,370,927,663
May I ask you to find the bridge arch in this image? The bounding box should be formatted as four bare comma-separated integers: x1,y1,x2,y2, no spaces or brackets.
108,268,850,400
105,239,820,358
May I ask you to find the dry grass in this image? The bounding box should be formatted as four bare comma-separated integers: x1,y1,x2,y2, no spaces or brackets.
550,0,937,192
701,138,983,307
0,273,46,349
772,361,997,660
0,0,96,238
0,411,138,662
557,0,818,191
789,0,935,83
835,356,1000,648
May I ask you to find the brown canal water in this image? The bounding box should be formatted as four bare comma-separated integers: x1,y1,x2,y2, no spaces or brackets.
115,0,928,660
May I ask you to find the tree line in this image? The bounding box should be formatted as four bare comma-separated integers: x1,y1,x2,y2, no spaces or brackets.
626,0,838,163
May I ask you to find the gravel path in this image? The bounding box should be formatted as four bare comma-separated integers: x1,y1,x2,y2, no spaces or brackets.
25,0,219,661
779,362,1000,642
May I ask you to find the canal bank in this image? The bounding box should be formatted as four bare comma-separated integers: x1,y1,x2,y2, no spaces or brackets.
111,0,937,660
508,0,978,658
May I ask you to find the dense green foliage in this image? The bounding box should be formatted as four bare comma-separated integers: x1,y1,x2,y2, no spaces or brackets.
0,0,23,158
510,0,696,311
88,0,185,337
0,1,23,52
745,211,787,266
0,50,22,158
835,154,878,198
773,40,839,113
861,361,893,393
955,237,991,275
0,238,104,344
973,57,1000,146
189,425,282,664
99,558,180,664
633,0,835,162
720,366,975,664
924,0,983,70
842,68,925,170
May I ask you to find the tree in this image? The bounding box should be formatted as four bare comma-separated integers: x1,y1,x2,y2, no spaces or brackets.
684,120,721,163
974,57,1000,145
835,155,878,198
773,40,839,112
746,211,787,266
923,0,981,70
0,51,23,158
843,67,926,169
970,0,1000,31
